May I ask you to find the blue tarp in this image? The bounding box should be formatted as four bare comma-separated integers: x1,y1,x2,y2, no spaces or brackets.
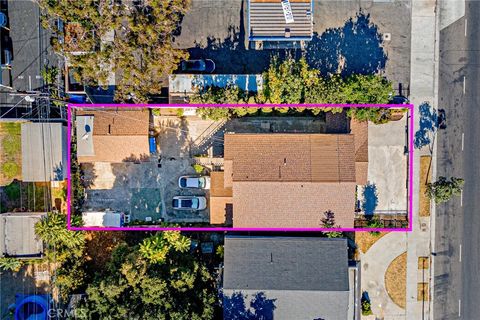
149,137,156,154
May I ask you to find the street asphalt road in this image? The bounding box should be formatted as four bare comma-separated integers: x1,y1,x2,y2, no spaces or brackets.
434,1,480,319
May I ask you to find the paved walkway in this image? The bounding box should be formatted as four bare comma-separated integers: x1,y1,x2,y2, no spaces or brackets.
361,232,408,319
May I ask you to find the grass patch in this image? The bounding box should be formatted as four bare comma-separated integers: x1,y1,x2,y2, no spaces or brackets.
1,162,19,179
385,252,407,309
1,122,21,135
417,282,429,301
419,155,432,217
0,122,22,185
355,231,388,253
3,135,21,156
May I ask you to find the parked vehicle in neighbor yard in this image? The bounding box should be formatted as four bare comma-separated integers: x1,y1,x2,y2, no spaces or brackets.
172,196,207,211
389,95,409,104
180,59,215,73
437,109,447,129
178,176,211,189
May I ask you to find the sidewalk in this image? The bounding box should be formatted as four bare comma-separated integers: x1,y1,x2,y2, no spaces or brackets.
406,0,440,319
361,232,408,319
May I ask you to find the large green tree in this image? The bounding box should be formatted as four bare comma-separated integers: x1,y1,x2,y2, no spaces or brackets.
82,232,216,320
40,0,190,103
426,176,464,204
35,212,87,299
191,57,396,121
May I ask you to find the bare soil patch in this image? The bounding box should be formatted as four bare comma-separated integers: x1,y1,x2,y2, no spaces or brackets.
385,252,407,309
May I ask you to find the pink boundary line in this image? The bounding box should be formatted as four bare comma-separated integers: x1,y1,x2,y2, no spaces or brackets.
66,103,414,232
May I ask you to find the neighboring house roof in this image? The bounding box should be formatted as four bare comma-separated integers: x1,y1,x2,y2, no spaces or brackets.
168,74,263,104
82,211,122,227
21,123,67,182
75,109,150,163
0,212,47,258
248,0,313,41
223,236,350,320
209,172,233,225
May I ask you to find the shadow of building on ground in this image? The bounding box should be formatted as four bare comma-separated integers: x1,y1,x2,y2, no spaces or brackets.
184,11,386,78
306,13,387,77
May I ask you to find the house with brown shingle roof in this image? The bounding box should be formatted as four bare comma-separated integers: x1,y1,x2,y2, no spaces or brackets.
75,109,150,163
210,131,368,228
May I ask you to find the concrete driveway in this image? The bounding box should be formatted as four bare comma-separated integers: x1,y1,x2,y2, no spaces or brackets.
362,117,409,214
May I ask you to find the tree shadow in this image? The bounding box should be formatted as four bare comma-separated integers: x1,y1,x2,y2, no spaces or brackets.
223,291,277,320
362,182,378,215
414,102,437,149
305,12,387,76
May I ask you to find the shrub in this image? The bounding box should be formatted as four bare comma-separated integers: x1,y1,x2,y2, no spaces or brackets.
176,108,184,117
2,135,21,156
151,108,162,116
216,245,224,258
192,164,204,174
366,217,383,236
361,299,373,316
5,181,20,200
0,257,23,272
1,162,19,179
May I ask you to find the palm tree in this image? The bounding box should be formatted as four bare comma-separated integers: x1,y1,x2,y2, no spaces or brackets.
35,213,85,249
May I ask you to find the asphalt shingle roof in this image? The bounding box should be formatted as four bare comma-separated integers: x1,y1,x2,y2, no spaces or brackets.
223,236,351,320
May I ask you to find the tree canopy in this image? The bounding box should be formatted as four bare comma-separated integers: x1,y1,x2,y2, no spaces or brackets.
40,0,190,103
426,176,464,204
191,57,396,122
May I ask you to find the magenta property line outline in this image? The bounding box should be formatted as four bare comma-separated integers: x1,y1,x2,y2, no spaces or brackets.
66,103,415,232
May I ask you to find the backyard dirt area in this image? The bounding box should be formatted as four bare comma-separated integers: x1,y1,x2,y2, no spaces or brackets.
384,252,407,309
0,123,22,186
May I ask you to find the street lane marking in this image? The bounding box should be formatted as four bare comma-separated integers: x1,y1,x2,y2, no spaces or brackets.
463,76,466,94
459,299,462,317
459,244,462,262
465,19,467,36
460,190,463,207
462,133,464,151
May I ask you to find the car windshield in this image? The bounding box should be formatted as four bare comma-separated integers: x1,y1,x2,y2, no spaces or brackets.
198,178,205,188
172,199,179,207
185,61,202,69
191,198,199,208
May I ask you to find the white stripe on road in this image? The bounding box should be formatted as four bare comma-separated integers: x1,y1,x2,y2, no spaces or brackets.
463,76,466,94
459,244,462,262
465,19,468,36
460,190,463,207
459,299,462,317
462,133,464,151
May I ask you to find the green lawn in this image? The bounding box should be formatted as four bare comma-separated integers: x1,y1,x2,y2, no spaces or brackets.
0,123,22,185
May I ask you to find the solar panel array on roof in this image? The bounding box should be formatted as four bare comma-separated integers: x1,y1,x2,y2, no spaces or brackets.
249,0,313,41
